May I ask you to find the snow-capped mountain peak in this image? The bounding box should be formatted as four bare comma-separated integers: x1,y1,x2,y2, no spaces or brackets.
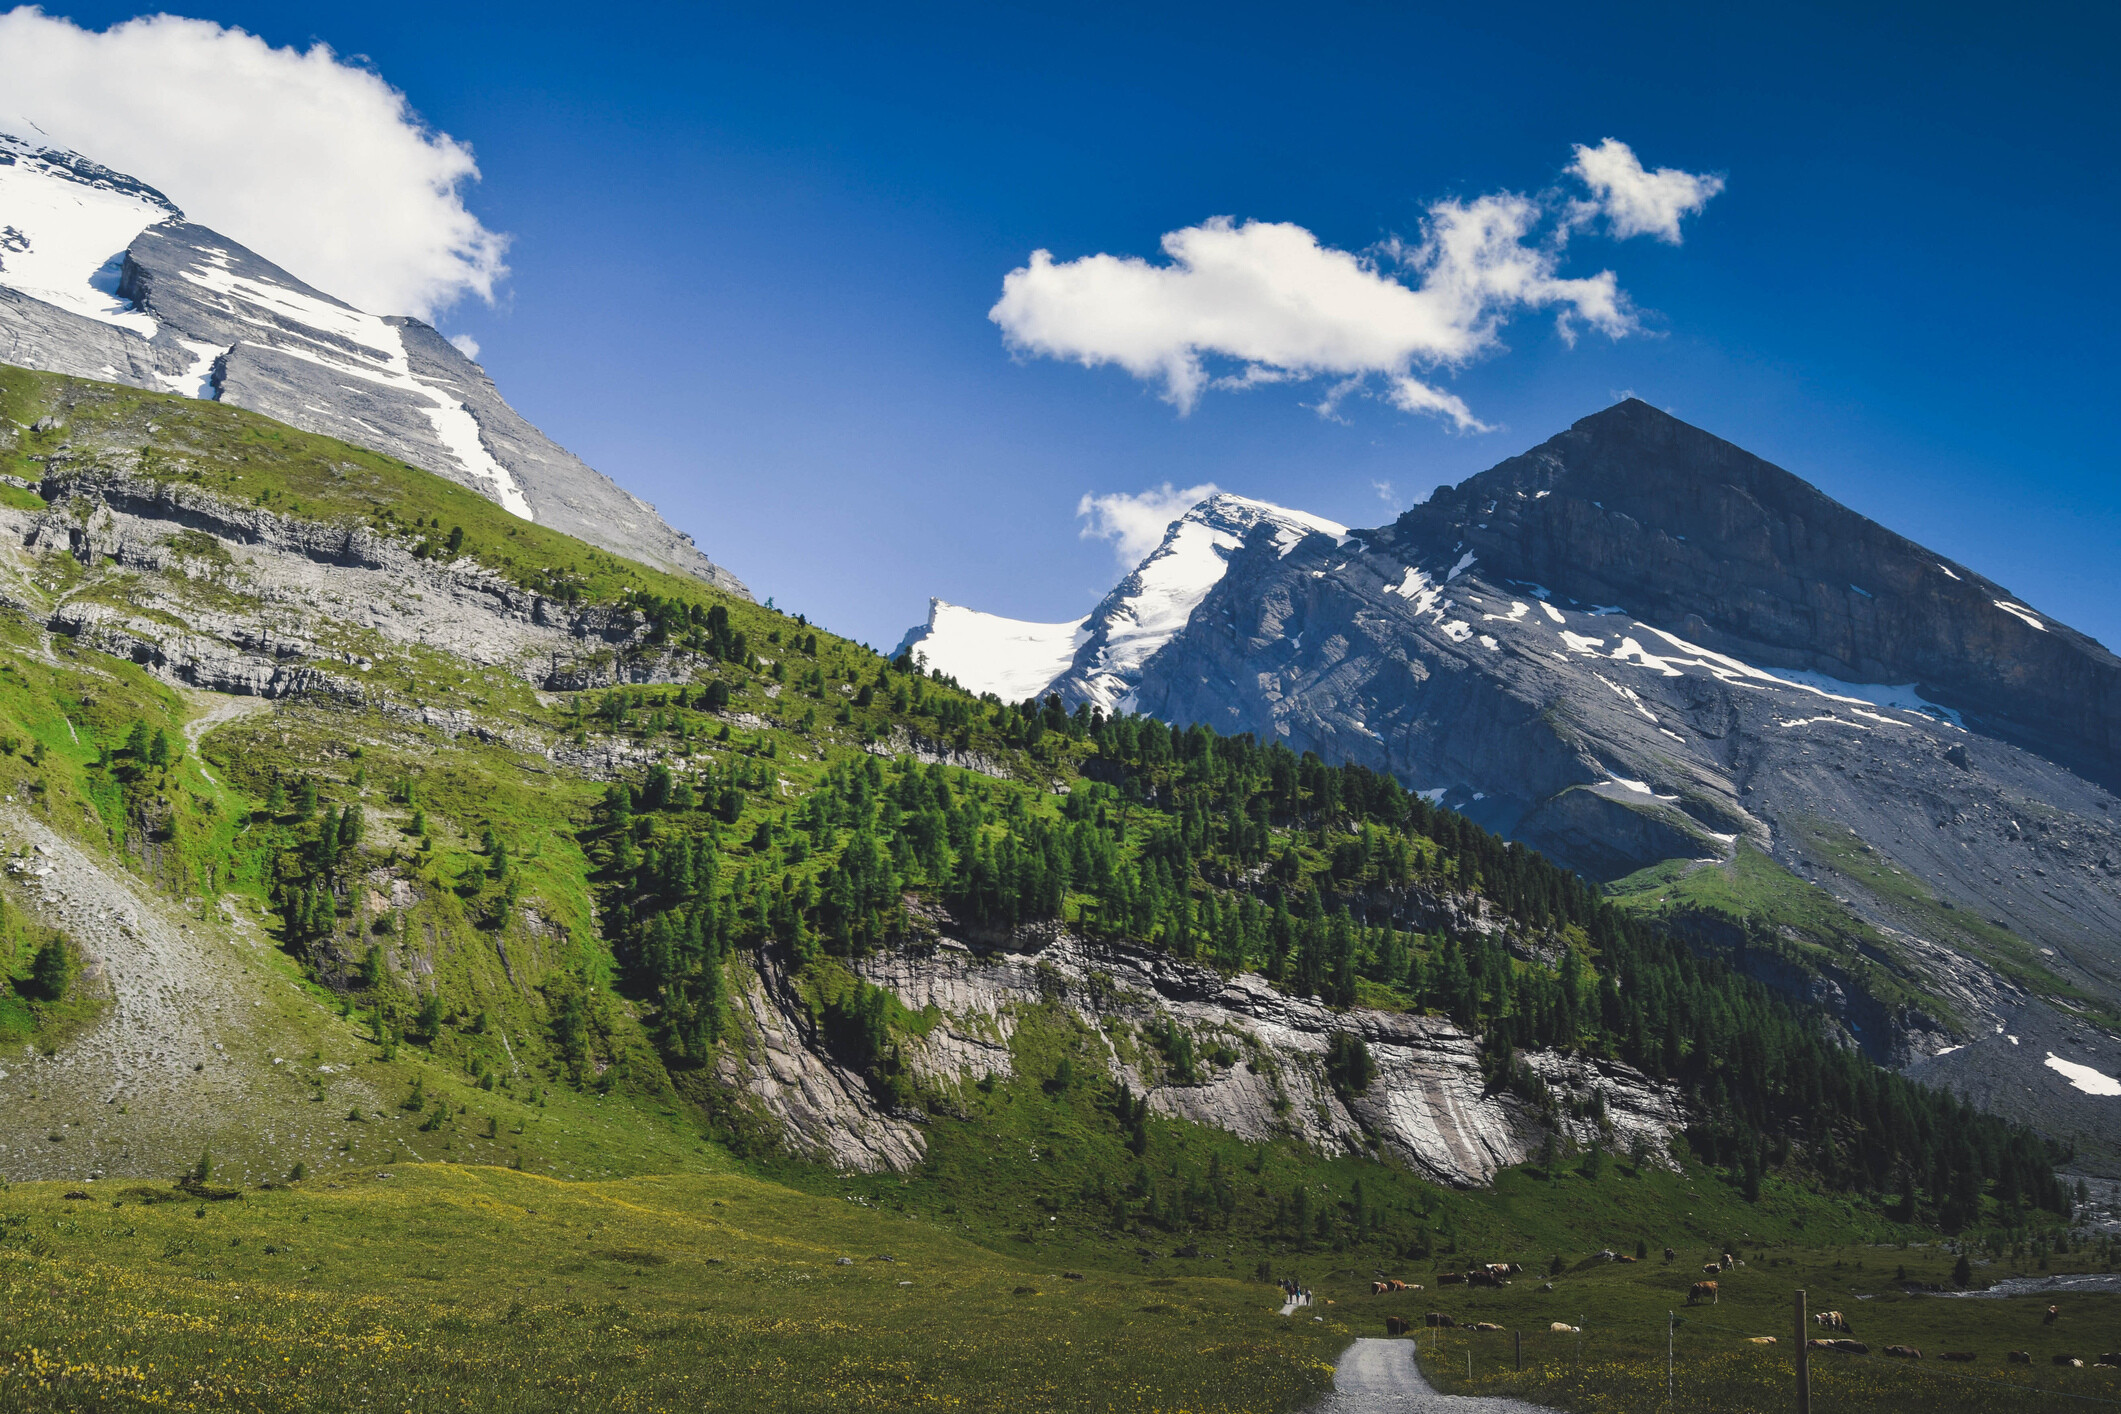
0,130,744,592
0,128,179,336
898,492,1346,707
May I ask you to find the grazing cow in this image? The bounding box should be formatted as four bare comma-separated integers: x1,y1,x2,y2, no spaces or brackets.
1385,1316,1410,1336
1940,1352,1975,1363
2056,1355,2084,1367
1722,1252,1735,1268
1426,1312,1455,1328
1664,1247,1677,1261
1688,1280,1718,1306
1469,1270,1504,1288
1372,1282,1388,1295
1703,1263,1724,1276
1884,1345,1921,1360
1389,1279,1410,1292
2045,1305,2061,1326
1814,1311,1853,1334
1551,1323,1579,1334
2008,1351,2032,1364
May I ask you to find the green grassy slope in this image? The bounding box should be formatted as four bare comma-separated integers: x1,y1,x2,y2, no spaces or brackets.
0,1165,1347,1414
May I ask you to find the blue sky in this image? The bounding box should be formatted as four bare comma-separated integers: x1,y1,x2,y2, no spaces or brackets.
27,1,2121,651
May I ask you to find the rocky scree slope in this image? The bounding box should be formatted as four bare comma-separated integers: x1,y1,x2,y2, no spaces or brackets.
0,127,743,593
1124,402,2121,1161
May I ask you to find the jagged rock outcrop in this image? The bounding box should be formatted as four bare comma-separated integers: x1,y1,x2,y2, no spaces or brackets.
722,929,1684,1184
2,464,667,697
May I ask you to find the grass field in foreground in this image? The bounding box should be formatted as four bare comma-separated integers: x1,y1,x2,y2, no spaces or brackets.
0,1164,1348,1414
1395,1240,2121,1414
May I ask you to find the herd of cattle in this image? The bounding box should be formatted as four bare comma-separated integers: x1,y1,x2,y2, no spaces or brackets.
1367,1255,2114,1368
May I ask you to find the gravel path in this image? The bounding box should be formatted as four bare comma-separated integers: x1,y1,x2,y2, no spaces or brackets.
1310,1339,1558,1414
0,802,386,1184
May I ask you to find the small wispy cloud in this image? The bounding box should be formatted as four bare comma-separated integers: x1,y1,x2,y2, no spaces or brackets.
990,140,1720,432
1567,138,1725,244
1077,481,1219,565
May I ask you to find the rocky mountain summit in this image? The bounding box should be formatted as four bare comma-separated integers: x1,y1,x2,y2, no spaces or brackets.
0,126,744,594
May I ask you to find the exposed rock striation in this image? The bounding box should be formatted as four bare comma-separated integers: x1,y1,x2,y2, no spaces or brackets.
722,927,1684,1184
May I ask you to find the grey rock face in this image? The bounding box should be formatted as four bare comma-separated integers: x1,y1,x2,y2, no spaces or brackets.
0,133,745,595
1398,400,2120,788
724,928,1684,1183
0,463,669,707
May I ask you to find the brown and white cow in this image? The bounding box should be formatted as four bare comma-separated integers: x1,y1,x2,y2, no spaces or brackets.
1884,1345,1921,1360
1813,1311,1853,1334
1688,1280,1718,1305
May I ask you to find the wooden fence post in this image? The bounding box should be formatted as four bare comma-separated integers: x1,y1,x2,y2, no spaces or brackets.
1795,1289,1810,1414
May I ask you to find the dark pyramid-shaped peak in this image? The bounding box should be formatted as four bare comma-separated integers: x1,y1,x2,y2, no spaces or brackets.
1385,399,2121,788
1434,397,1846,529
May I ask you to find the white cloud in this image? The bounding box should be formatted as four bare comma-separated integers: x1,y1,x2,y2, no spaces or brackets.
1372,479,1399,510
0,8,507,319
448,332,482,361
991,142,1720,428
1077,482,1219,565
1567,138,1725,244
